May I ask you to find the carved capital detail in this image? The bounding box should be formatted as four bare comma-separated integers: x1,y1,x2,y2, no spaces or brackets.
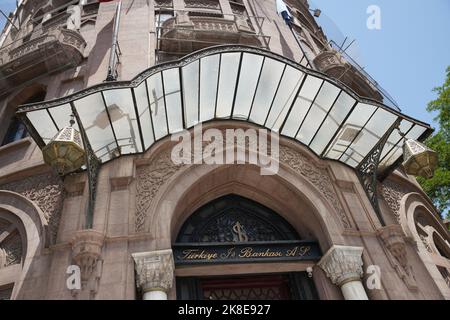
71,230,105,285
377,224,417,290
132,249,175,293
318,245,364,286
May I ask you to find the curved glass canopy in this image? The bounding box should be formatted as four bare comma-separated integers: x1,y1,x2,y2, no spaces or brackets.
16,45,432,175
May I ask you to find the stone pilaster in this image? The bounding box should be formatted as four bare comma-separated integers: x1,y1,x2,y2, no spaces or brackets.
318,245,368,300
132,249,175,299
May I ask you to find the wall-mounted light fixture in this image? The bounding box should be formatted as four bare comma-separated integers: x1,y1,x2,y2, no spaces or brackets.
42,114,85,176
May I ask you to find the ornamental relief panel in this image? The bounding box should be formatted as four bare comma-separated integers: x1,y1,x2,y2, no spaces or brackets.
379,179,413,222
135,150,185,233
279,146,352,229
0,172,65,244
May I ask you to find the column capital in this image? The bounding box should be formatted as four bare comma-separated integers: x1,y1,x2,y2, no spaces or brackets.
132,249,175,293
318,245,364,286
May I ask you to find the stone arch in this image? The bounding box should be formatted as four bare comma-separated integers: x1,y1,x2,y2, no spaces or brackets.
0,190,48,299
399,192,450,299
134,125,349,252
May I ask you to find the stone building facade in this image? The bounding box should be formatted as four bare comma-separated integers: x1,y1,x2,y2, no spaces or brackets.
0,0,449,300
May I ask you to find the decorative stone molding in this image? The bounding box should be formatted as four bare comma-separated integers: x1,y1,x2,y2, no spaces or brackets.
380,179,411,222
318,245,364,286
135,143,353,232
0,26,86,92
0,172,65,244
132,249,175,293
280,146,352,229
135,150,185,232
313,50,343,73
71,230,105,286
377,224,417,290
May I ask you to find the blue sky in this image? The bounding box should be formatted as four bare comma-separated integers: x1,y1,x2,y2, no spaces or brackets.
311,0,450,129
1,0,449,129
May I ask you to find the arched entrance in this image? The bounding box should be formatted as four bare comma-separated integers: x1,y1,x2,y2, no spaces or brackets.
173,194,320,300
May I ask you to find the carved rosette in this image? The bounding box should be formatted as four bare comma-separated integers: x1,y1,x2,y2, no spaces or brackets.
318,245,364,286
377,225,417,289
71,230,105,285
132,249,175,293
0,172,65,243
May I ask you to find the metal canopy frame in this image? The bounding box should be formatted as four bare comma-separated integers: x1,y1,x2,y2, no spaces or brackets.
15,45,433,227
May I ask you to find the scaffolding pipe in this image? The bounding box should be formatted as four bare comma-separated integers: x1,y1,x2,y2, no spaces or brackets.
106,0,122,81
289,25,314,69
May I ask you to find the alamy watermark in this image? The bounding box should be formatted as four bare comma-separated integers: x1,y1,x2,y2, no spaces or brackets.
367,5,381,30
170,124,280,176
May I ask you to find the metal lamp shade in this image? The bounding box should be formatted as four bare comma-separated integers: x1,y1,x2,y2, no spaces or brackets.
402,139,438,179
42,126,86,176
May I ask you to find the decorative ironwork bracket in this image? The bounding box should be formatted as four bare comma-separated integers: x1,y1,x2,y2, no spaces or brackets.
356,118,401,227
70,103,101,229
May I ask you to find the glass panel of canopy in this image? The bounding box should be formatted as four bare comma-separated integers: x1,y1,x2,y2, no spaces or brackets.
16,46,432,176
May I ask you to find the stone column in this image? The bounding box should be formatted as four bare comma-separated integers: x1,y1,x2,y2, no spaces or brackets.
318,245,368,300
132,249,175,300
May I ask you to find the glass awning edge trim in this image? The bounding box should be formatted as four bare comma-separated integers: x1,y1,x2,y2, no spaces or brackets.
15,45,434,176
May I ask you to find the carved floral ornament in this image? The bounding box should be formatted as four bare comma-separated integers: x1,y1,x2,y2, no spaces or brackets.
377,224,417,289
134,142,352,233
0,172,65,244
70,229,105,286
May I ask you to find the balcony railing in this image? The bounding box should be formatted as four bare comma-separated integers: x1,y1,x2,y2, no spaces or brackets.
0,26,86,96
156,10,270,62
327,40,400,111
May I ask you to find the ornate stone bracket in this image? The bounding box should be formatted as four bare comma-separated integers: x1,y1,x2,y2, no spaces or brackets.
132,249,175,297
70,229,105,296
377,225,418,290
0,173,65,244
356,119,401,227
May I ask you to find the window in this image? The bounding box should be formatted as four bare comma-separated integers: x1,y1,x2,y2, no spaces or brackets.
1,91,46,146
1,117,28,146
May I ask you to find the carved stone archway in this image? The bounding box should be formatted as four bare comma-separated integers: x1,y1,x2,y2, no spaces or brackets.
0,190,48,299
399,192,450,299
134,135,349,251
